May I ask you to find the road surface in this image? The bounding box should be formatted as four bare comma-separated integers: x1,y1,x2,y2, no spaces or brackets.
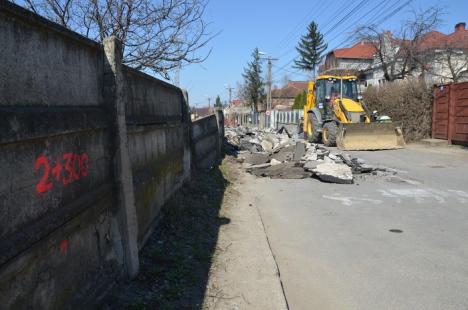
241,144,468,310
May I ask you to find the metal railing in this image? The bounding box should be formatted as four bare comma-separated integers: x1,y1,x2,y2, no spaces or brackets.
225,109,303,131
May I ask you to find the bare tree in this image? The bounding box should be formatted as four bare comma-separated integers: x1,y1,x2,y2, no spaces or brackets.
235,81,249,107
428,41,468,83
23,0,75,26
401,6,443,80
355,6,443,82
22,0,214,78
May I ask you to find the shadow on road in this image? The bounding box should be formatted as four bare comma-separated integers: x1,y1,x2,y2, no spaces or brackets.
101,160,233,309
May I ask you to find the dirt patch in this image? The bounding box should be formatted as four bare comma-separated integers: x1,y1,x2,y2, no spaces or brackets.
101,158,239,309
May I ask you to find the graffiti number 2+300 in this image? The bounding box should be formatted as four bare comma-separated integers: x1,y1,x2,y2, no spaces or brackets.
35,153,89,194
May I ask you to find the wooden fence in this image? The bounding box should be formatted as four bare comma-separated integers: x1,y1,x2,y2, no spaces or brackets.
432,82,468,144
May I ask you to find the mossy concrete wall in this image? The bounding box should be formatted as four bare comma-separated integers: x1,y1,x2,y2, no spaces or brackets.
0,1,218,308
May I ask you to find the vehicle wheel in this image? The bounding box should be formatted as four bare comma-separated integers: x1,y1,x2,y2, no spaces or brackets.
307,113,321,143
322,121,338,147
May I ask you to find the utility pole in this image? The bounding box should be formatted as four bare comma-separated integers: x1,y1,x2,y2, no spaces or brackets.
226,84,234,107
258,52,278,111
266,56,278,111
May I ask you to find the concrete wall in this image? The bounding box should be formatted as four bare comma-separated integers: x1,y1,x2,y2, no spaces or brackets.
124,67,190,244
0,1,218,308
191,112,222,169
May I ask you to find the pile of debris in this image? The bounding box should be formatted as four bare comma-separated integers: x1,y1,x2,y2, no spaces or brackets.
225,127,396,184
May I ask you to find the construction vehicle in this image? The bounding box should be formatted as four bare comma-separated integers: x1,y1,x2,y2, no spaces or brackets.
300,75,405,150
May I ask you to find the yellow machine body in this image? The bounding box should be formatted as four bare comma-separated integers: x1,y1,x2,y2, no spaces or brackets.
301,75,405,150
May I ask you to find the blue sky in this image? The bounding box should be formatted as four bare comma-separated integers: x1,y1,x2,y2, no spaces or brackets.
178,0,467,107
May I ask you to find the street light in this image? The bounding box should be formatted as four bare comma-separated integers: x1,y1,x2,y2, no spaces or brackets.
257,51,278,112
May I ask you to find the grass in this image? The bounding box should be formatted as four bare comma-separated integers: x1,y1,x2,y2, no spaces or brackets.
101,159,236,310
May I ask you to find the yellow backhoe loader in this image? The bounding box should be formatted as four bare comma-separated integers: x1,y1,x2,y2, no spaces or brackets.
300,75,405,151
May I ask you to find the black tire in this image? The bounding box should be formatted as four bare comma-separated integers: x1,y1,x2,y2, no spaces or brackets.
306,112,321,143
322,121,338,147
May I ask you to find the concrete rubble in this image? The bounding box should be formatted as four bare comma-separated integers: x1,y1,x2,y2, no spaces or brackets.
225,126,398,184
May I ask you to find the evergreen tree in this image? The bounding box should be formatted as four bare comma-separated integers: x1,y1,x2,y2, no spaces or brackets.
215,95,222,108
242,48,265,112
292,91,307,110
294,21,327,78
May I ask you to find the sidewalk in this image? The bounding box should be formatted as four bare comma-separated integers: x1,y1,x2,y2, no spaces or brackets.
203,158,288,309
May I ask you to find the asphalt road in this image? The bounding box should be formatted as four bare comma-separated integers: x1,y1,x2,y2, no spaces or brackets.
245,144,468,310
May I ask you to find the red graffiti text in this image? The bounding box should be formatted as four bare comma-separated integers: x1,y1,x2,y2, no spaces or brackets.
35,153,89,194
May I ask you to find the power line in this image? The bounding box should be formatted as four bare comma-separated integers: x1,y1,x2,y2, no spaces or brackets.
273,0,371,75
327,0,414,52
324,0,390,47
327,0,403,49
272,64,310,78
273,1,329,51
272,0,415,81
322,0,370,37
274,0,353,60
375,0,413,25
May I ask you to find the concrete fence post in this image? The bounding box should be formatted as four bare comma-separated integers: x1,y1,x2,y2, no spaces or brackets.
215,108,224,157
103,36,140,279
181,89,192,180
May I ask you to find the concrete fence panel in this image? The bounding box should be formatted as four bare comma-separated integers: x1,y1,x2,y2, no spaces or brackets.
191,114,221,169
0,3,122,308
0,1,222,308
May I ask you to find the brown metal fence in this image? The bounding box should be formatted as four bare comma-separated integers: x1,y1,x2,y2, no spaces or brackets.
433,82,468,144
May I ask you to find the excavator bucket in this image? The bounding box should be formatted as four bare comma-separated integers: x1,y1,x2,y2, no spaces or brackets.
336,122,405,151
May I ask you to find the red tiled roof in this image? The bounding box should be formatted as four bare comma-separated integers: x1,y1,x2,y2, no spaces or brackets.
396,24,468,51
271,81,308,99
332,42,377,59
193,107,213,117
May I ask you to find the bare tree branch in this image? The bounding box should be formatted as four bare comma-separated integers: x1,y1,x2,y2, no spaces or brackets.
355,6,444,82
20,0,216,78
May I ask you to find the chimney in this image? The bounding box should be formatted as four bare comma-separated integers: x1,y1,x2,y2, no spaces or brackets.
455,22,466,32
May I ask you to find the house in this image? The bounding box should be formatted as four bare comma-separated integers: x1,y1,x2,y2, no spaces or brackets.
320,41,376,78
191,106,213,120
368,22,468,86
271,81,308,110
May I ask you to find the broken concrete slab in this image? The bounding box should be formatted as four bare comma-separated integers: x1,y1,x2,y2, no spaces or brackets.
323,156,335,164
245,163,272,172
293,142,306,161
250,162,312,179
242,152,270,165
270,158,282,166
339,153,354,167
312,163,353,184
303,160,320,171
226,126,398,183
315,147,330,158
261,140,274,152
271,145,295,162
355,164,374,174
302,152,318,161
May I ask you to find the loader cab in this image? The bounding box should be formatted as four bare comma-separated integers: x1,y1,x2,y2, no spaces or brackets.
318,77,360,114
314,79,334,114
341,78,359,101
316,77,359,101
